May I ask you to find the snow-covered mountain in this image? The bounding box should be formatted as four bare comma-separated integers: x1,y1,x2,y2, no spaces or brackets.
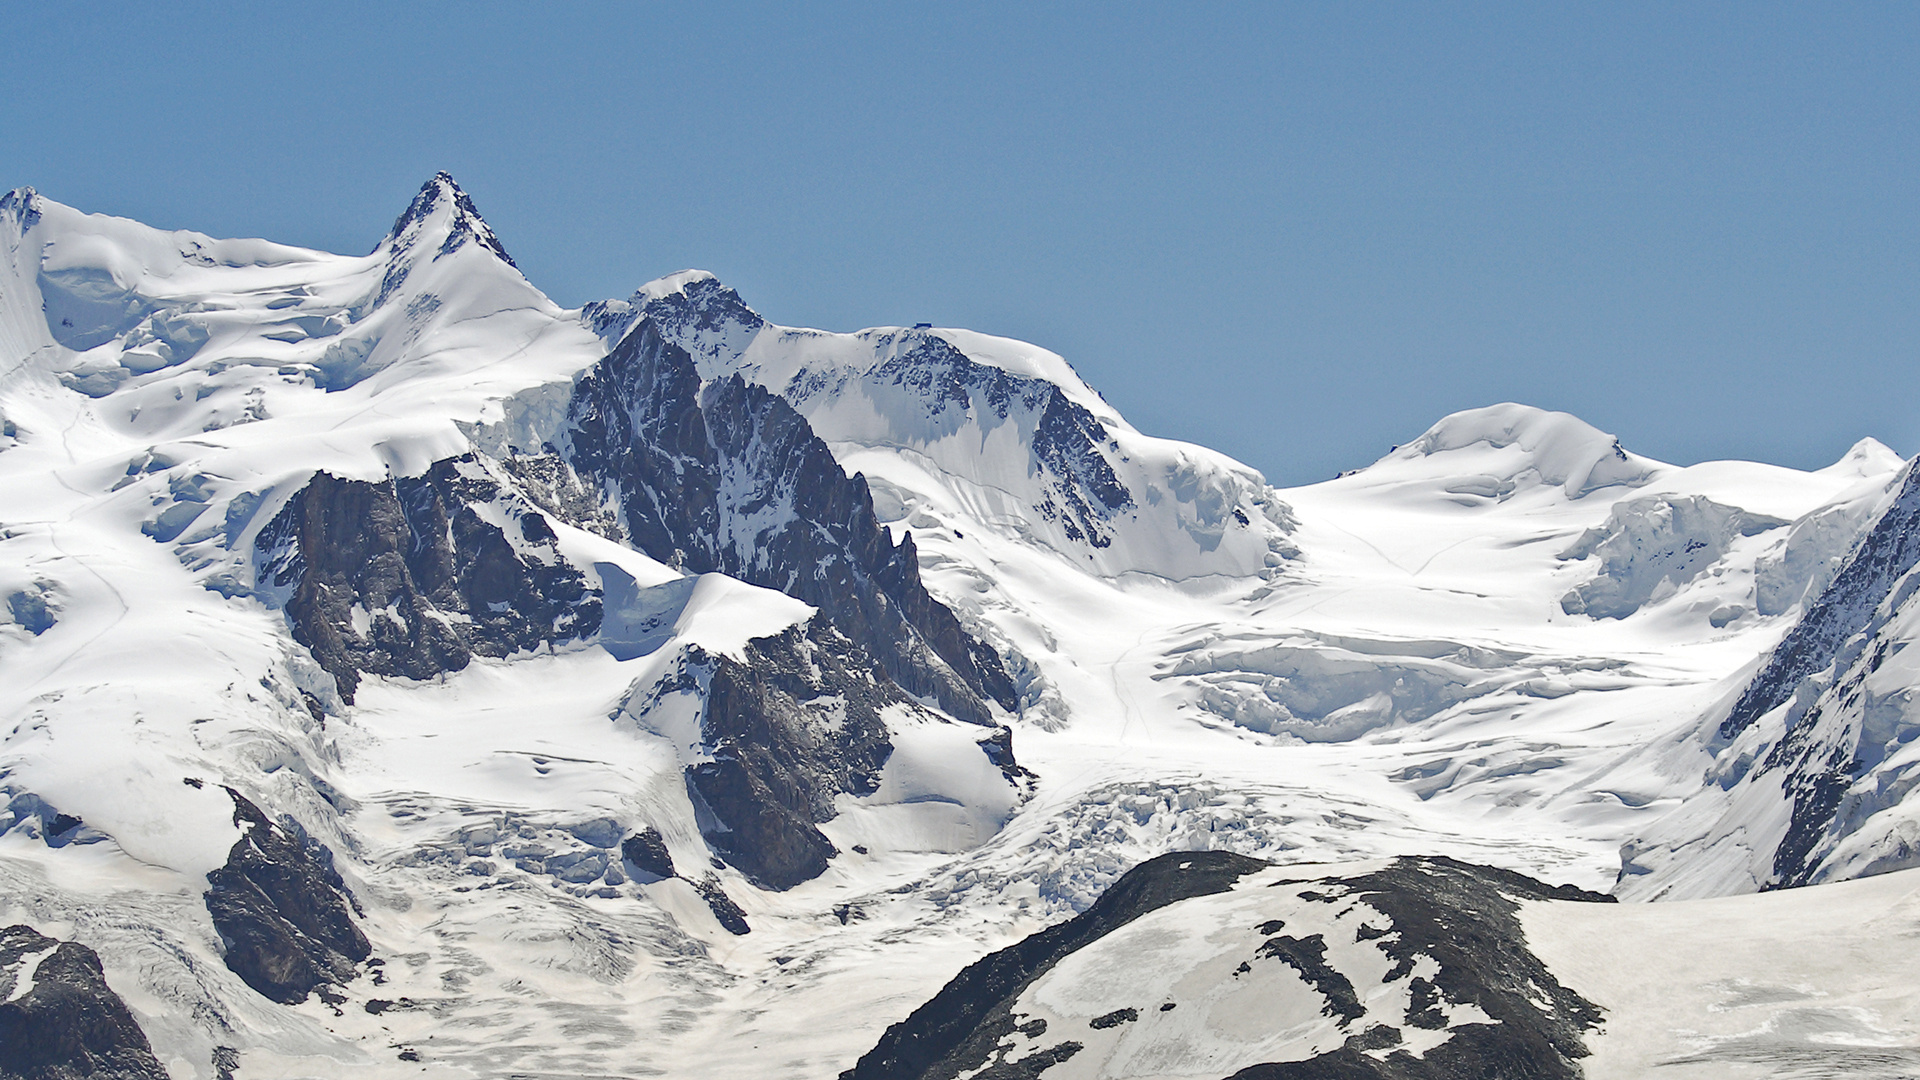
3,174,1919,1078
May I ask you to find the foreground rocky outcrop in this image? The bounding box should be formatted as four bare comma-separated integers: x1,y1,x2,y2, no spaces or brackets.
844,853,1610,1080
0,924,167,1080
204,790,370,1004
843,850,1270,1080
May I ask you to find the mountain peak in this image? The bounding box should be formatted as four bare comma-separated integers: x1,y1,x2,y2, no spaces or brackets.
381,171,515,267
0,186,42,232
1381,402,1659,498
635,268,719,303
582,270,765,355
1818,436,1906,480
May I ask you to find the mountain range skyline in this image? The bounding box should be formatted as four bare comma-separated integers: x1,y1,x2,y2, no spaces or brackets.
8,4,1915,485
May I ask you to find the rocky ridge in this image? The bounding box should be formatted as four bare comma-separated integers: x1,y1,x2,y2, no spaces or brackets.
1621,461,1920,897
254,455,601,704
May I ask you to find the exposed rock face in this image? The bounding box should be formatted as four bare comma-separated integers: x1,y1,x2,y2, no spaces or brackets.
204,789,370,1005
598,275,1144,557
1609,462,1920,895
0,925,167,1080
616,827,749,932
1624,478,1920,893
250,380,1020,891
566,320,1014,723
1218,859,1607,1080
257,455,600,703
623,623,905,890
843,854,1610,1080
693,874,752,936
497,452,626,542
974,725,1035,787
583,272,767,364
0,187,42,235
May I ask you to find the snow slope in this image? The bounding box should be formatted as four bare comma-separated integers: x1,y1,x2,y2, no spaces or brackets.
1617,456,1920,900
1526,863,1920,1078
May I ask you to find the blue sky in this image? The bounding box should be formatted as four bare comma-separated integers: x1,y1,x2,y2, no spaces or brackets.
6,3,1915,484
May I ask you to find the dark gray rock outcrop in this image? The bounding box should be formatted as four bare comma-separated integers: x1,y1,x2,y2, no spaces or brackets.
204,789,370,1004
1220,859,1607,1080
618,605,1026,895
620,827,676,881
692,874,752,936
602,275,1138,553
0,925,167,1080
1664,576,1920,890
257,455,599,703
565,320,1014,723
617,828,750,933
583,272,766,358
614,272,1136,549
1641,461,1920,891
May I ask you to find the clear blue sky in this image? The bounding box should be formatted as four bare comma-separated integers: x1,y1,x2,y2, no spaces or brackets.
6,3,1916,484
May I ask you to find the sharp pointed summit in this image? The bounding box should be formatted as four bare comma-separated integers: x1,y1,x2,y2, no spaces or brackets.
380,171,515,267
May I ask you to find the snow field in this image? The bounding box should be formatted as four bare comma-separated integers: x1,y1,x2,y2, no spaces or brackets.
1524,865,1920,1078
